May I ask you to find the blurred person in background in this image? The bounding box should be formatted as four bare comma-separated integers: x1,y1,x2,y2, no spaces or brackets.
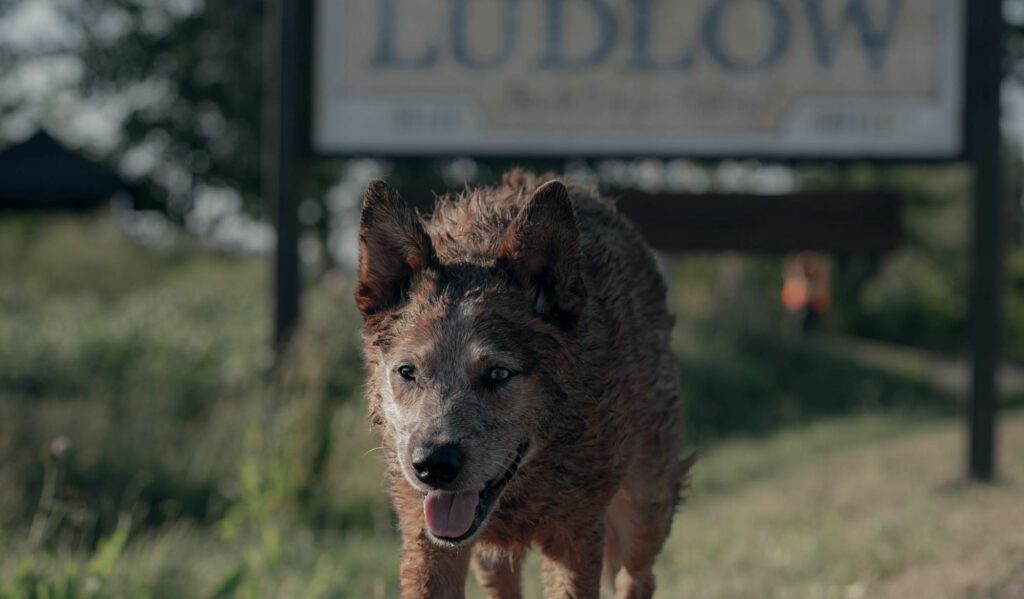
782,251,832,334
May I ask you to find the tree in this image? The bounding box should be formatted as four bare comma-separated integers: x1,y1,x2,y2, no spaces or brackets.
0,0,265,217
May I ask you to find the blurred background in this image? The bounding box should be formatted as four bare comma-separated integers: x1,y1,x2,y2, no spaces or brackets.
1,0,1024,597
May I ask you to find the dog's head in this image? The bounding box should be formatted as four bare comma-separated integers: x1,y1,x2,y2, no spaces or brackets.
356,179,585,546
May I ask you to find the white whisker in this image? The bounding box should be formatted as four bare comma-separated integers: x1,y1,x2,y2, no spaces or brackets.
363,446,386,457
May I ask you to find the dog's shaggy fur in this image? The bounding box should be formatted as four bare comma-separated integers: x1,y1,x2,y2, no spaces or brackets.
356,171,690,598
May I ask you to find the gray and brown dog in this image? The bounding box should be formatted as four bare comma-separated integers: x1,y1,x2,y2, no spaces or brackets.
356,171,690,599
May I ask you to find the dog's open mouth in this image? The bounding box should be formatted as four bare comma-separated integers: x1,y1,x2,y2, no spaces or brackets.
422,442,528,544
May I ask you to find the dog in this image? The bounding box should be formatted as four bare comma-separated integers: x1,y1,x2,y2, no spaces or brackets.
356,171,689,598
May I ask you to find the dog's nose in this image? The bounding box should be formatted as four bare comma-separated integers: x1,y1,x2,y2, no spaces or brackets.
412,443,463,486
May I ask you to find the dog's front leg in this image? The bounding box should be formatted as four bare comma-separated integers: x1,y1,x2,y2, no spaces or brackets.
538,519,605,599
472,543,526,599
399,529,472,599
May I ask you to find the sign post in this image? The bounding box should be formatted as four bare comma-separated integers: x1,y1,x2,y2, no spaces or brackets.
264,0,311,352
965,0,1004,482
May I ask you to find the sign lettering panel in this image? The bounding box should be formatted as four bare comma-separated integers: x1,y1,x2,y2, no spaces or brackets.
313,0,964,158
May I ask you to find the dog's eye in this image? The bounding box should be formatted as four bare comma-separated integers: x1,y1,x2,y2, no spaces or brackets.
397,365,416,381
486,367,512,386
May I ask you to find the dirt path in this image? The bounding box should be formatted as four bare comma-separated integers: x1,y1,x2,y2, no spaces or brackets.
812,335,1024,399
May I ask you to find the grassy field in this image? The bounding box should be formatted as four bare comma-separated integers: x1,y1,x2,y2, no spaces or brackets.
658,413,1024,599
475,413,1024,599
1,214,1022,598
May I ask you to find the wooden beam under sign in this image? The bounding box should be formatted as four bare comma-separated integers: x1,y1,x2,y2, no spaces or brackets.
404,189,901,254
614,191,902,253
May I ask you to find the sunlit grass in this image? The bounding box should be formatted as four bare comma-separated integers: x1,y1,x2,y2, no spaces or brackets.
2,215,1022,598
657,411,1024,598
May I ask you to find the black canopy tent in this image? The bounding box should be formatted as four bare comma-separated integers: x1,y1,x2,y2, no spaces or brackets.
0,130,126,210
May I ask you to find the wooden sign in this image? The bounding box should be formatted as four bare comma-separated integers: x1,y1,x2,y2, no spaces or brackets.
313,0,964,159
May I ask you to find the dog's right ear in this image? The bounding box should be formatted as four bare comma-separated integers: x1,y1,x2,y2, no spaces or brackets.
497,180,586,328
356,180,434,318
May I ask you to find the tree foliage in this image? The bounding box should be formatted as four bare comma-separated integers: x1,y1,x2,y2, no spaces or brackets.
1,0,265,216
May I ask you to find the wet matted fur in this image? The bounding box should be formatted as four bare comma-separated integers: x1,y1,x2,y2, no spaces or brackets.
356,171,691,598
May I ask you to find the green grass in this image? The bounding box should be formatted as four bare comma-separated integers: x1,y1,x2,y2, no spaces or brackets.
657,411,1024,598
462,412,1024,598
2,214,1021,598
7,411,1023,598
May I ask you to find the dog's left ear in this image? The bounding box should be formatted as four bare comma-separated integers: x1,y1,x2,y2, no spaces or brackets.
497,180,586,328
356,180,435,318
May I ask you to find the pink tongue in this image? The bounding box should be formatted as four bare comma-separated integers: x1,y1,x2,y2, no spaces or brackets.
423,490,478,538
